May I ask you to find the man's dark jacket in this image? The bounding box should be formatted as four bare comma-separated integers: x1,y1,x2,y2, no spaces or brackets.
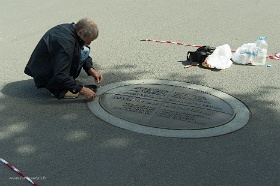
24,23,93,99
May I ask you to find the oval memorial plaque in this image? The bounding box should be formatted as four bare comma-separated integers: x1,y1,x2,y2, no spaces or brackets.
87,80,250,138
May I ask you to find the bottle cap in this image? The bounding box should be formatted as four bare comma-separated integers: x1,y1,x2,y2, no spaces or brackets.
259,36,267,40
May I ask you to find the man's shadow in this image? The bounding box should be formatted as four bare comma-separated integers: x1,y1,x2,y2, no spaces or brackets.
1,79,84,103
1,79,49,99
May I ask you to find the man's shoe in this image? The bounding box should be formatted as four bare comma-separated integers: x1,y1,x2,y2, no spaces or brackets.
63,91,79,99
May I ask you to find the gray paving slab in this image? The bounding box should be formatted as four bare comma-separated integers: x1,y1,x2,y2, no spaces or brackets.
1,0,280,185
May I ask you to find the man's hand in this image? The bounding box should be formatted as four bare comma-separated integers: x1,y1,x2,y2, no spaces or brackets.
88,68,104,83
79,86,96,100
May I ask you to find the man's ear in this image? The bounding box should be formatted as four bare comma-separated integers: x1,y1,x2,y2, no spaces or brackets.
77,30,83,37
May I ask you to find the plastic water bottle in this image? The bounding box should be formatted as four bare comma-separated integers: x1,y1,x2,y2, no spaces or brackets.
250,36,268,66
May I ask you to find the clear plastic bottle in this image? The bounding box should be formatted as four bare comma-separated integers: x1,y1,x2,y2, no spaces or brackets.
250,36,268,66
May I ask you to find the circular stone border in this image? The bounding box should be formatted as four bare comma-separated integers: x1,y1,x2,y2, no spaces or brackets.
87,79,251,138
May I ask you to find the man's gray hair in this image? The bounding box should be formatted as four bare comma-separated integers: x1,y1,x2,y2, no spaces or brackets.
75,18,99,39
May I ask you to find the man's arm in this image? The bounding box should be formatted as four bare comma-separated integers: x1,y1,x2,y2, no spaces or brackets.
87,68,104,83
47,39,83,95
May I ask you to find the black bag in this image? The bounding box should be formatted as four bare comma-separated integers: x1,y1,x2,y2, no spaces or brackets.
187,46,216,64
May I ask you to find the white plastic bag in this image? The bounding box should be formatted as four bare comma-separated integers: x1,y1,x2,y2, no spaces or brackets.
202,44,232,69
231,43,256,65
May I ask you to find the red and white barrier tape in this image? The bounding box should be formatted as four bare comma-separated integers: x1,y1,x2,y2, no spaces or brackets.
140,39,202,48
0,158,39,186
141,39,280,60
268,52,280,60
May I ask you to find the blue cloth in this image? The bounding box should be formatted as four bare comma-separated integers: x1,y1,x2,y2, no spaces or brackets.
78,46,90,70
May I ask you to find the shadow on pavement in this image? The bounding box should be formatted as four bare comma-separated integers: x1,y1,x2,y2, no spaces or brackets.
1,71,280,186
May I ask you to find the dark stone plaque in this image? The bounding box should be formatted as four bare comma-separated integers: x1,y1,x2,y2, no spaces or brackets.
99,84,235,130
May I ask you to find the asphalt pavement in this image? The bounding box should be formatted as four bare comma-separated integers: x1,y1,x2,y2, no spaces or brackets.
1,0,280,185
